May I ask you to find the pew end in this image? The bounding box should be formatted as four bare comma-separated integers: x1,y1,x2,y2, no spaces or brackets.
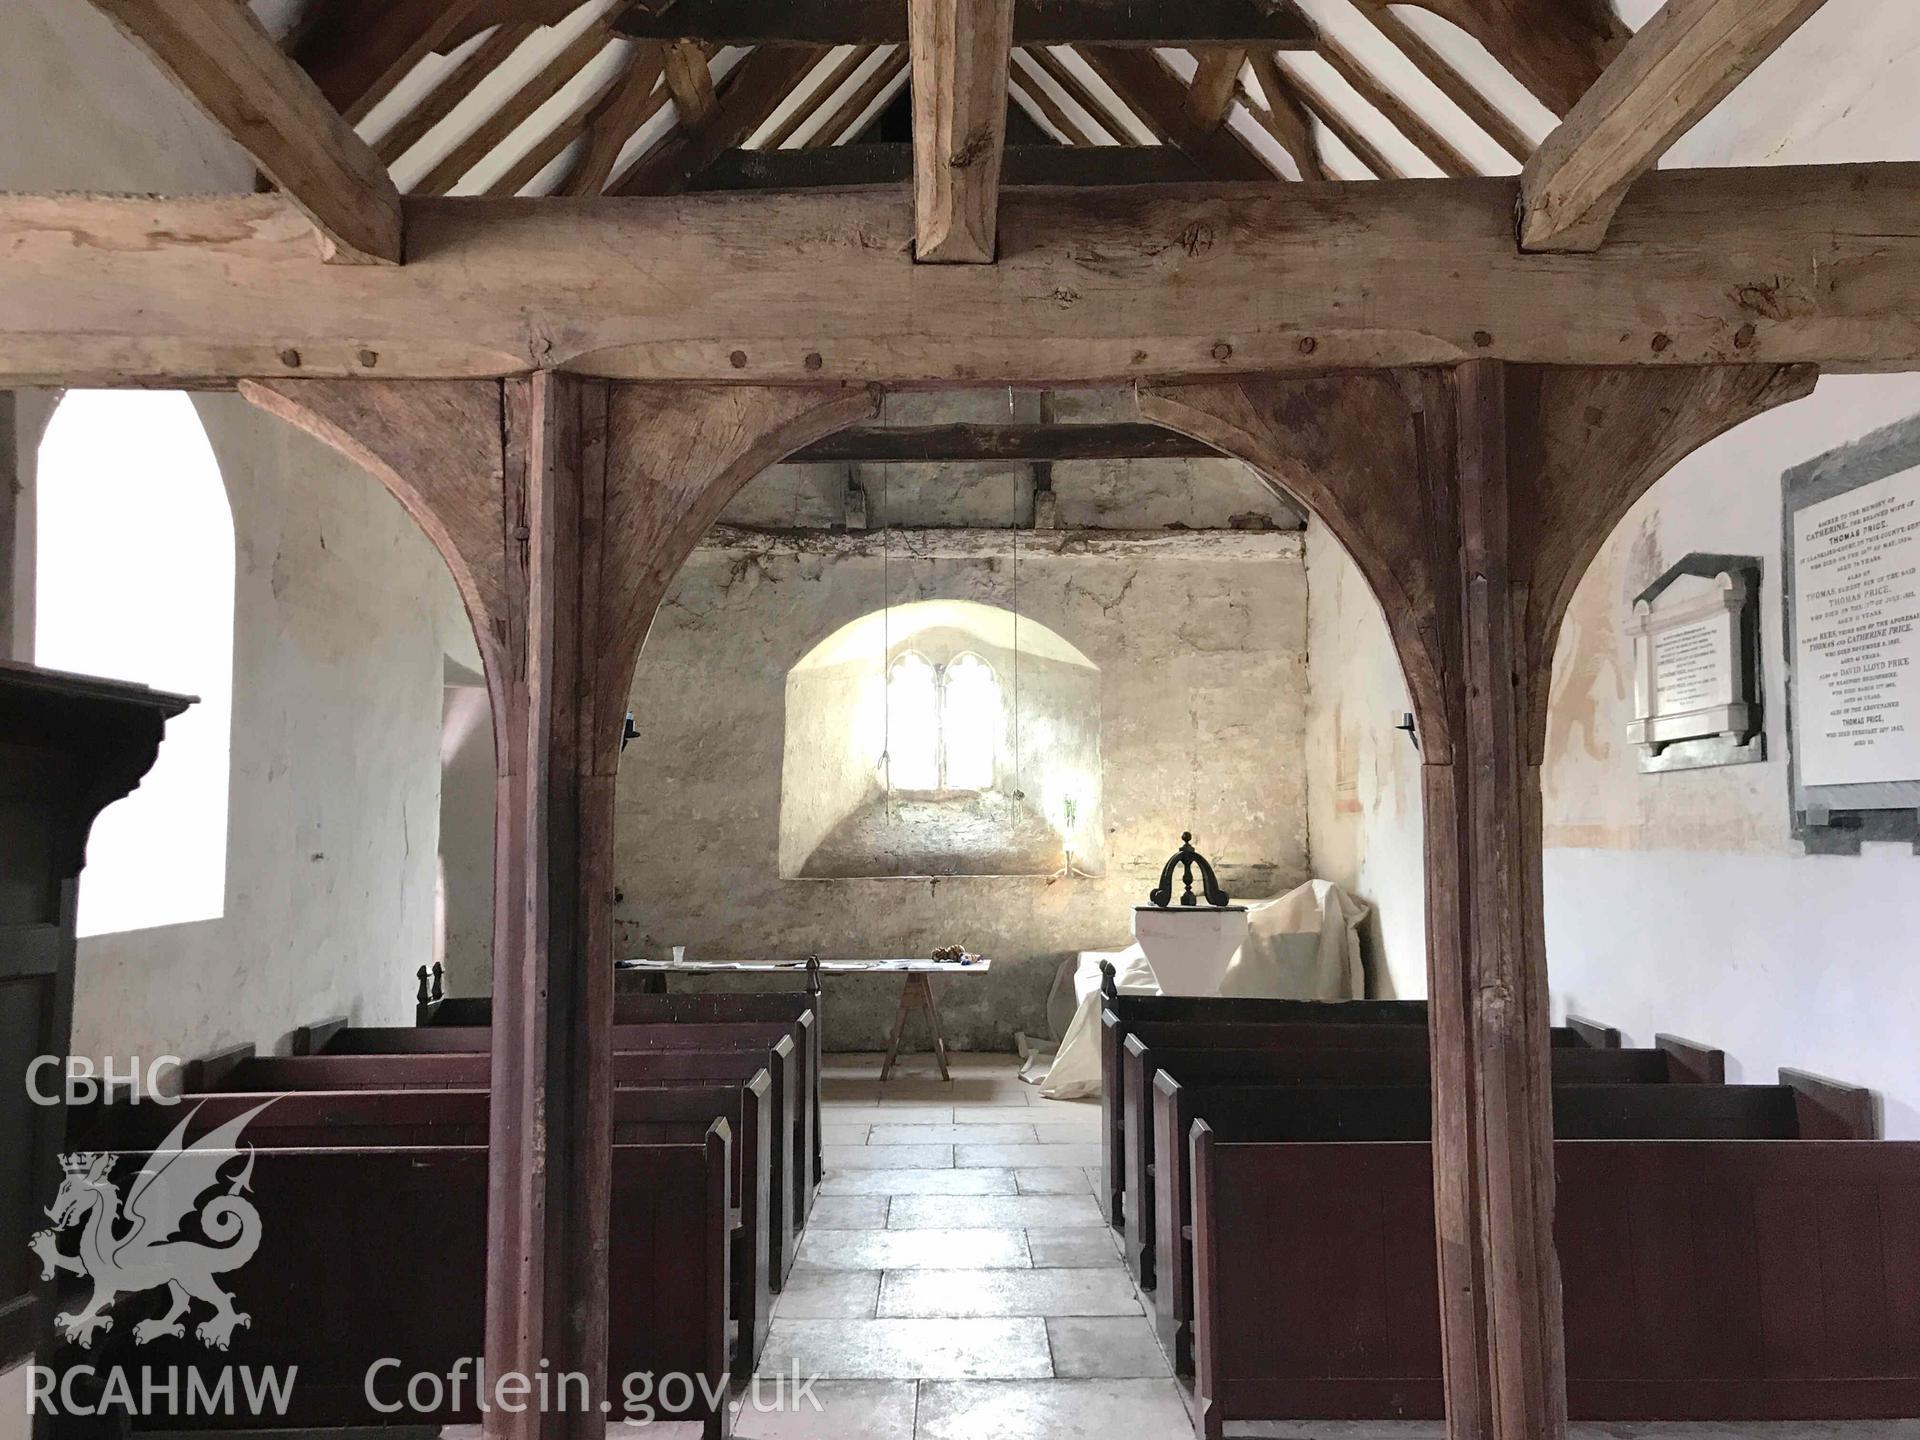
1566,1014,1623,1049
289,1014,349,1056
179,1041,256,1093
1656,1032,1727,1084
1780,1067,1878,1139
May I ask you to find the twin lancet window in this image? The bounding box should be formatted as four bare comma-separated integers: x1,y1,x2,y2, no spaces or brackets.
884,651,1001,793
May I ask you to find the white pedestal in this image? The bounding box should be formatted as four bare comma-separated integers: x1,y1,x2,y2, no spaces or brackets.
1132,905,1249,997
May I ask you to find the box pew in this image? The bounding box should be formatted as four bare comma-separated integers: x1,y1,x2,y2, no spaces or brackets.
1093,991,1427,1228
1188,1130,1920,1433
72,1079,776,1379
317,1020,817,1226
417,991,825,1187
1159,1072,1876,1390
181,1044,802,1283
61,1138,733,1436
1098,1008,1596,1232
1118,1035,1694,1289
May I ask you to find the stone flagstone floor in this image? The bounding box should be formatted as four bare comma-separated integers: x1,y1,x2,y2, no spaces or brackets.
727,1053,1920,1440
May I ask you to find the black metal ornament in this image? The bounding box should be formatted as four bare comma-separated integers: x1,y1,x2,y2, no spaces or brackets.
1148,832,1230,909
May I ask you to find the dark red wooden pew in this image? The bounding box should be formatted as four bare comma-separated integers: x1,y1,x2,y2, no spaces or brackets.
1158,1071,1898,1435
1092,987,1429,1229
1188,1132,1920,1433
182,1042,803,1284
55,1140,733,1436
73,1077,778,1382
314,1019,817,1230
1117,1032,1709,1292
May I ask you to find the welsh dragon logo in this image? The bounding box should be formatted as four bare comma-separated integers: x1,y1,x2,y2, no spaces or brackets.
30,1101,273,1351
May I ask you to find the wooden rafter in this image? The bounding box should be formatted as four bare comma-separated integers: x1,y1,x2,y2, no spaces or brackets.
801,48,909,148
556,44,671,196
374,23,539,167
1400,0,1627,117
612,46,831,193
1077,47,1275,180
438,0,586,52
1262,54,1398,179
413,21,617,196
1021,47,1133,144
1244,51,1324,180
1352,1,1533,165
1312,28,1475,177
484,66,625,196
84,0,401,265
1519,0,1833,251
9,165,1912,385
1185,48,1248,131
294,0,488,125
614,0,1314,48
1008,54,1095,145
759,47,877,150
909,0,1016,262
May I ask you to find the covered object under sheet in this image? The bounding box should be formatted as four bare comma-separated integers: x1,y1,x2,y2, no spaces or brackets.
1037,878,1371,1099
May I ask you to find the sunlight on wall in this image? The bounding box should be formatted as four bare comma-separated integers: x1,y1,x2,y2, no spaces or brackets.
35,391,234,936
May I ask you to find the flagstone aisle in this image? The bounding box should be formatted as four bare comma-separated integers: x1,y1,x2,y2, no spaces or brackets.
730,1053,1920,1440
735,1051,1186,1440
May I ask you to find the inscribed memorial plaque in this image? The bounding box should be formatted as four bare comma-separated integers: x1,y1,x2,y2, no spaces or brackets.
1626,560,1758,769
1791,463,1920,788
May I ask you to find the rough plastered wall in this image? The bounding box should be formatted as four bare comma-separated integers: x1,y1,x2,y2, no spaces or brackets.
2,0,477,1067
614,407,1310,1049
1303,523,1427,999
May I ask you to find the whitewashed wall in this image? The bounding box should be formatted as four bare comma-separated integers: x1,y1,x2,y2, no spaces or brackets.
1303,523,1427,999
2,0,477,1068
1305,3,1920,1127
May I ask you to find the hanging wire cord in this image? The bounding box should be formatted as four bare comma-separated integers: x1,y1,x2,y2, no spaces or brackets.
881,464,892,817
1009,387,1023,806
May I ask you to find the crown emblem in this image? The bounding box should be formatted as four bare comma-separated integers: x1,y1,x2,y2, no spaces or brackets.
59,1152,96,1175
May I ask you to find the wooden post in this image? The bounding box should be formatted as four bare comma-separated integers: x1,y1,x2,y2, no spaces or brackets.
484,373,608,1440
1425,359,1565,1439
1139,359,1815,1440
241,375,879,1440
909,0,1016,262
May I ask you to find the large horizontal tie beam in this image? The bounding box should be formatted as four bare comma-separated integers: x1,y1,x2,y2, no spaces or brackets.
83,0,402,265
787,423,1217,463
4,165,1918,384
690,143,1211,189
613,0,1314,47
1518,0,1833,252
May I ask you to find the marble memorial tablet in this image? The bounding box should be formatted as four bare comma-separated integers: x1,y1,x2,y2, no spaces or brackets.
1791,462,1920,789
1627,566,1756,762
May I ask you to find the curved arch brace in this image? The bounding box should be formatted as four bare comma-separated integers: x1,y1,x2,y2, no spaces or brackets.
239,378,515,729
1510,363,1817,758
1140,371,1464,763
592,381,885,768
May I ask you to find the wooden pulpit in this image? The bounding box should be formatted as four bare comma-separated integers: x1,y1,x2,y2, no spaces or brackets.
0,661,193,1370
